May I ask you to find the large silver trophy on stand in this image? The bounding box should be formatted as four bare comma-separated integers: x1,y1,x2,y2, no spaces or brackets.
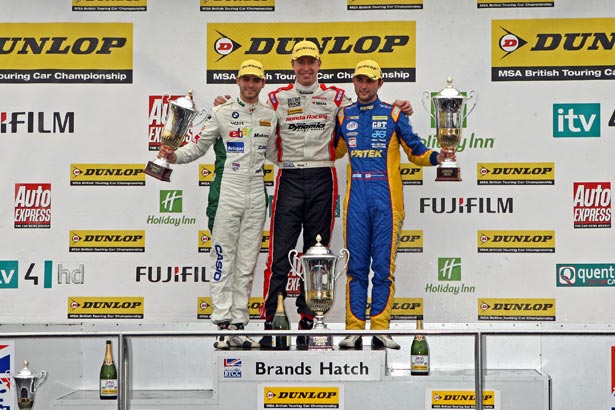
422,77,477,181
144,90,208,182
289,235,349,350
6,361,48,410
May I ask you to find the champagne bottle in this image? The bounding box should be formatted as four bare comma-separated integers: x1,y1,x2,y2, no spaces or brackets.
410,320,430,376
99,340,118,400
271,292,290,350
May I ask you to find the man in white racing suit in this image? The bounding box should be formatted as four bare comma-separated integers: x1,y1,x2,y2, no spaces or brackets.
158,60,277,349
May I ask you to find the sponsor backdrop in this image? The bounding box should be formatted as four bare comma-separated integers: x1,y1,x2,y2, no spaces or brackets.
1,0,615,408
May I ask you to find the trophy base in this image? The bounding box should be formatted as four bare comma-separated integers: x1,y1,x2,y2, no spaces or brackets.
144,160,172,182
307,335,334,351
436,166,461,182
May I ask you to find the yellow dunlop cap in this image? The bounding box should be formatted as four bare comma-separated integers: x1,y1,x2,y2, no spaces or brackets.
353,59,382,80
238,59,265,79
291,40,320,60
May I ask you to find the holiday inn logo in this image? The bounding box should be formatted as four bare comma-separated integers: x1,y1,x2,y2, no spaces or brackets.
424,257,476,295
160,190,182,213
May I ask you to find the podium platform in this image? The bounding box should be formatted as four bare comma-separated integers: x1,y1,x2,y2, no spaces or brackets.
51,350,550,410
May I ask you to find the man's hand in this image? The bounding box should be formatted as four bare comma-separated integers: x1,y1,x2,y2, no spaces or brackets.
393,99,413,116
437,150,456,164
214,95,231,106
158,145,177,164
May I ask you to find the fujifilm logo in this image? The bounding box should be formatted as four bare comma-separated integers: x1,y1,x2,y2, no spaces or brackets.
553,103,600,137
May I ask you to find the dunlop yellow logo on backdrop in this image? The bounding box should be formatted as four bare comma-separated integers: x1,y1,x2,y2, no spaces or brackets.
72,0,147,11
478,298,555,321
492,18,615,81
477,162,555,185
347,0,423,10
479,0,553,7
70,164,145,186
477,230,555,253
263,386,340,407
68,297,144,319
69,230,145,252
397,230,423,253
431,390,496,409
0,23,133,83
200,0,274,11
207,22,415,84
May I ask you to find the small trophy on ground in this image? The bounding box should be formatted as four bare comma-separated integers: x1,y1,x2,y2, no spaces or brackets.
289,235,349,350
144,90,208,182
422,77,477,181
6,360,48,410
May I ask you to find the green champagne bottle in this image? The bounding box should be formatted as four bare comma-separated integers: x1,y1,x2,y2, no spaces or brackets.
410,319,430,376
271,292,290,350
99,340,118,400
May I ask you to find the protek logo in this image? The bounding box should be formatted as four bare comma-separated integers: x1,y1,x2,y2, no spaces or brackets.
553,103,600,137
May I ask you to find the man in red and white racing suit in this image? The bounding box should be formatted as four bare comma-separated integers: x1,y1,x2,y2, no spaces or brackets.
159,60,277,350
260,40,352,349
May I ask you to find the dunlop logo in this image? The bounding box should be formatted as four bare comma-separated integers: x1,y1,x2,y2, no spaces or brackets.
69,230,145,252
0,23,133,84
492,19,615,81
68,296,144,319
70,164,145,186
207,22,415,84
478,298,555,321
477,230,555,253
477,162,554,185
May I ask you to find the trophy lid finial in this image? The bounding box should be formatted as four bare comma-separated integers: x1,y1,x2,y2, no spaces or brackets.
316,234,322,244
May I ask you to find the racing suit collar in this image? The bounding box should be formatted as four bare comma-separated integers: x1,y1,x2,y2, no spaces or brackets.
236,97,258,113
294,81,319,95
357,97,380,110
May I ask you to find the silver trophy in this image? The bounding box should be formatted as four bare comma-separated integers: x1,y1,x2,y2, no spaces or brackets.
289,235,349,350
6,361,48,410
144,90,208,182
422,77,477,181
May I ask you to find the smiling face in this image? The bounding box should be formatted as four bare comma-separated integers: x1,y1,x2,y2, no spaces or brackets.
353,75,383,104
291,56,321,86
237,75,265,103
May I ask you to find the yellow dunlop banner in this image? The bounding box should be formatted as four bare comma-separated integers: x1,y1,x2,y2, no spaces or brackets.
262,386,340,408
197,297,213,319
200,0,274,12
0,23,132,83
70,164,145,186
397,230,423,253
72,0,147,11
207,21,415,84
477,162,555,185
261,231,270,253
347,0,423,10
492,18,615,81
198,164,215,187
479,0,553,8
69,230,145,252
390,297,423,320
400,163,423,185
477,230,555,253
198,230,213,253
478,298,556,321
68,297,144,319
430,390,496,409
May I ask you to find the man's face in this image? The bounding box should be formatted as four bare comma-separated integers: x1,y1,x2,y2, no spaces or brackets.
353,75,382,104
291,56,321,86
237,75,265,103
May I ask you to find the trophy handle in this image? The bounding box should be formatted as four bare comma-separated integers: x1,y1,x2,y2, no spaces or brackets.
34,370,48,391
421,91,436,122
334,248,350,280
288,250,303,279
463,90,478,121
192,109,211,134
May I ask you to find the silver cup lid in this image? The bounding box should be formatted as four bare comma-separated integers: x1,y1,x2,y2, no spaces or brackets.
14,361,36,378
173,90,197,110
435,77,463,99
304,235,334,256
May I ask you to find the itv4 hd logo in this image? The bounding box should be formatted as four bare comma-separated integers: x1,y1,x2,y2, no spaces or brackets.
553,103,600,137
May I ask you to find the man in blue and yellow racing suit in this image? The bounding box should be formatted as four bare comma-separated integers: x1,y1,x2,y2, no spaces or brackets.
334,60,449,350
